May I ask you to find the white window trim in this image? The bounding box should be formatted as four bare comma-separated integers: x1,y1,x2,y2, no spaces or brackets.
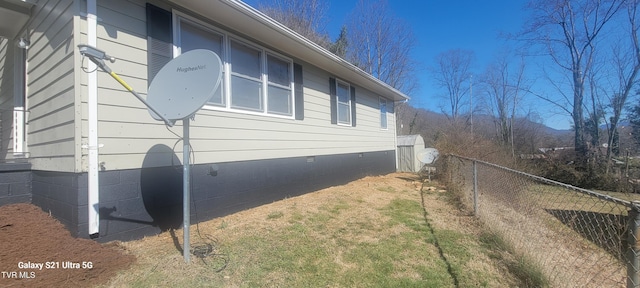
172,11,295,120
173,11,227,108
335,78,351,126
228,37,264,112
266,52,294,116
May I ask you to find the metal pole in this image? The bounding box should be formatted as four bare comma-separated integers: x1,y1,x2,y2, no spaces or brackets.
470,74,473,136
183,118,191,263
628,205,640,288
473,160,478,216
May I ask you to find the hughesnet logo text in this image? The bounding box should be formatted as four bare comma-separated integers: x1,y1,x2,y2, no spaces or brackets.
176,65,206,73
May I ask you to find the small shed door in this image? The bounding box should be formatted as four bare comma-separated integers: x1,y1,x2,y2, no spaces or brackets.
398,146,415,172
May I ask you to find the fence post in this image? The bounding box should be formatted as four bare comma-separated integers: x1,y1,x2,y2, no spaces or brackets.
448,156,453,185
473,160,478,216
628,204,640,288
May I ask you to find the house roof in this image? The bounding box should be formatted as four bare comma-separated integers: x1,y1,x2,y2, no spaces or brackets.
169,0,410,102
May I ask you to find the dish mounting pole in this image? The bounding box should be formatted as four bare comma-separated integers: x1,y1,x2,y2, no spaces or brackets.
182,118,191,263
78,46,222,264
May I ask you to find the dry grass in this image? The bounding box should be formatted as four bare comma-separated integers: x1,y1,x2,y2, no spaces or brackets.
440,156,637,287
100,173,522,287
451,162,630,287
477,196,626,287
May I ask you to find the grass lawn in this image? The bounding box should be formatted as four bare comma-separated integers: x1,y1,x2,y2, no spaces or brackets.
101,173,521,287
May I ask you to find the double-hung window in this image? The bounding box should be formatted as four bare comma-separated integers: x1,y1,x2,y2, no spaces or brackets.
329,77,356,127
267,54,292,115
380,97,388,129
229,39,263,111
169,11,295,118
336,81,351,125
177,19,225,106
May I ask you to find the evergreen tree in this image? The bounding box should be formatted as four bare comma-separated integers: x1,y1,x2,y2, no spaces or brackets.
329,26,348,58
631,103,640,146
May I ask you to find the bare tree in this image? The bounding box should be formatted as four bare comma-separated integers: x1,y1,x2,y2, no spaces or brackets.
604,0,640,168
584,63,606,151
346,0,419,95
430,49,475,123
480,54,528,158
522,0,625,160
258,0,332,48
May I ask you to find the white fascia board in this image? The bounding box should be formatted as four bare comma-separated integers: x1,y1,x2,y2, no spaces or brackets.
0,0,33,38
168,0,409,102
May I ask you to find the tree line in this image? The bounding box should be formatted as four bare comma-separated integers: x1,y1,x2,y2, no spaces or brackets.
257,0,640,189
257,0,419,95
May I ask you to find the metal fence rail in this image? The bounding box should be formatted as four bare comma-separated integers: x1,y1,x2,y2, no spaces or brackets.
439,155,640,288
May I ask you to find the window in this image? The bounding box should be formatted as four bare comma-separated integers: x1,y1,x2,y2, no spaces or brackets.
230,39,263,111
329,77,356,127
165,10,296,118
178,19,225,106
336,81,351,125
267,54,292,115
380,98,388,129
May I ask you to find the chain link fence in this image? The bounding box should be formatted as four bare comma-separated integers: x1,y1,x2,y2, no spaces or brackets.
438,154,640,288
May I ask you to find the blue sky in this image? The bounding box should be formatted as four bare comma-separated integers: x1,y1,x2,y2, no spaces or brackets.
243,0,573,130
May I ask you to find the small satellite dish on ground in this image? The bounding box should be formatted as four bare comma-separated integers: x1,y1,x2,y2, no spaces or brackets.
416,148,439,180
147,49,222,121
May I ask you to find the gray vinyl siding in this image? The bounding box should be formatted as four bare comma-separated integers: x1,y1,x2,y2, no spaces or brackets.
0,39,15,160
79,0,150,171
79,0,397,171
26,0,77,172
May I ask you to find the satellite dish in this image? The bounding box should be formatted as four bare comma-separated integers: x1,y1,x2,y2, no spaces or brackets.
147,49,222,121
145,49,222,263
417,148,439,165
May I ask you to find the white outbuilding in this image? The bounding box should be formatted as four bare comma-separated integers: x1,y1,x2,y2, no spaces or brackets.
397,135,425,172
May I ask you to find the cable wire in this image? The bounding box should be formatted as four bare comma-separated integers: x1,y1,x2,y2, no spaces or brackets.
189,148,229,271
80,55,99,73
166,121,229,271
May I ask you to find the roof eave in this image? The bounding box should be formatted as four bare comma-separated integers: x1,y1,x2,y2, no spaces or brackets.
0,0,33,39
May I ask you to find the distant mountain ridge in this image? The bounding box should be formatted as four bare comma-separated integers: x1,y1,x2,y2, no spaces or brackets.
600,121,631,130
396,105,573,150
544,126,572,136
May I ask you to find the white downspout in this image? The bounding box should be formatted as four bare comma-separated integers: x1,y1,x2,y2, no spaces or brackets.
394,99,406,172
13,43,26,158
87,0,99,237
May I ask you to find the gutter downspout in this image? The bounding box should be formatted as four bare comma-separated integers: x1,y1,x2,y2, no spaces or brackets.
87,0,99,238
394,119,398,171
393,99,408,172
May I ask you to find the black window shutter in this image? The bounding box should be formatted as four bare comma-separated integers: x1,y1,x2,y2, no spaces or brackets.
350,86,356,127
146,4,173,85
294,63,304,120
329,77,337,124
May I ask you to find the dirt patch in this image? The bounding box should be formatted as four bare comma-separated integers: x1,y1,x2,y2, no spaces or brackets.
0,203,135,288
